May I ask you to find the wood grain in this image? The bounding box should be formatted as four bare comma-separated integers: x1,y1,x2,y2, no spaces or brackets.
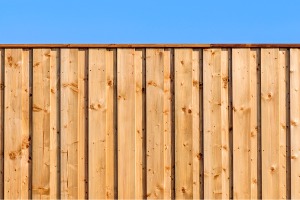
77,49,88,199
232,48,259,199
4,49,31,199
203,48,230,199
32,48,59,199
146,48,172,199
290,48,300,199
261,48,287,199
49,49,60,199
117,48,145,199
0,47,297,199
61,49,87,199
88,48,116,199
175,48,201,199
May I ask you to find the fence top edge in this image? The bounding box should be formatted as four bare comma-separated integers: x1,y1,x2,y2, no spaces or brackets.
0,44,300,48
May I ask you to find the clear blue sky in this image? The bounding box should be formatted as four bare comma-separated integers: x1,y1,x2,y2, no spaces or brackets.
0,0,299,43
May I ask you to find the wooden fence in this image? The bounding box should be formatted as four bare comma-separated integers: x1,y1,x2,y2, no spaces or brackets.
0,44,299,199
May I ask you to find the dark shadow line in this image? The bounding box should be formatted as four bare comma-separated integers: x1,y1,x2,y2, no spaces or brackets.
170,48,175,199
257,48,262,199
112,48,118,199
228,48,233,199
286,48,291,199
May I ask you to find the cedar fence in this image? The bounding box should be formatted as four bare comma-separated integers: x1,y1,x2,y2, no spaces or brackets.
0,44,299,199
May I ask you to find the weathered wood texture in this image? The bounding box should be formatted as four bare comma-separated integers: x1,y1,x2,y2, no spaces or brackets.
0,47,297,199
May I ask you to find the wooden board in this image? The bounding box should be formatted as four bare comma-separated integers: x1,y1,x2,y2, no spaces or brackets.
77,49,88,199
203,48,230,199
32,49,59,199
105,49,117,199
174,48,201,199
49,49,60,199
61,49,87,199
4,49,31,199
146,48,172,199
88,48,116,199
290,48,300,199
117,48,145,199
261,48,287,199
232,48,259,199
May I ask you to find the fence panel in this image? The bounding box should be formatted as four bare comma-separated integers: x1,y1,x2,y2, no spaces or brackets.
0,45,298,199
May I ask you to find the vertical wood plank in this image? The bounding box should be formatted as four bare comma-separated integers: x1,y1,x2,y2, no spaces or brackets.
203,48,230,199
61,48,77,199
0,49,3,199
32,48,60,199
232,48,259,199
191,49,201,199
117,48,145,199
22,49,31,199
88,48,116,199
164,49,173,199
77,49,88,199
49,49,59,199
174,48,201,199
290,48,300,199
146,48,172,199
4,49,31,199
61,48,87,199
134,48,145,199
261,48,287,199
105,49,117,199
88,48,105,199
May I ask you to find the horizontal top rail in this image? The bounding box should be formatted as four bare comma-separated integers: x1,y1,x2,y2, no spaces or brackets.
1,44,300,48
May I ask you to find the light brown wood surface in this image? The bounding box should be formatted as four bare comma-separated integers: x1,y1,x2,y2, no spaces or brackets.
261,48,288,199
232,48,259,199
0,46,298,199
88,48,116,199
290,48,300,199
4,49,30,199
203,48,230,199
32,49,59,199
117,48,145,199
146,48,172,199
175,48,201,199
60,49,87,199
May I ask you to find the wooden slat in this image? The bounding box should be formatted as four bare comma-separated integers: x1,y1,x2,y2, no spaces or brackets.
290,48,300,199
203,48,230,199
77,49,88,199
105,49,117,199
49,49,59,199
261,48,287,199
4,49,31,199
0,49,3,199
232,48,259,199
32,49,59,199
134,48,145,199
117,48,145,199
88,48,105,198
61,48,77,199
174,48,201,199
146,48,172,199
88,48,116,199
61,49,87,199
